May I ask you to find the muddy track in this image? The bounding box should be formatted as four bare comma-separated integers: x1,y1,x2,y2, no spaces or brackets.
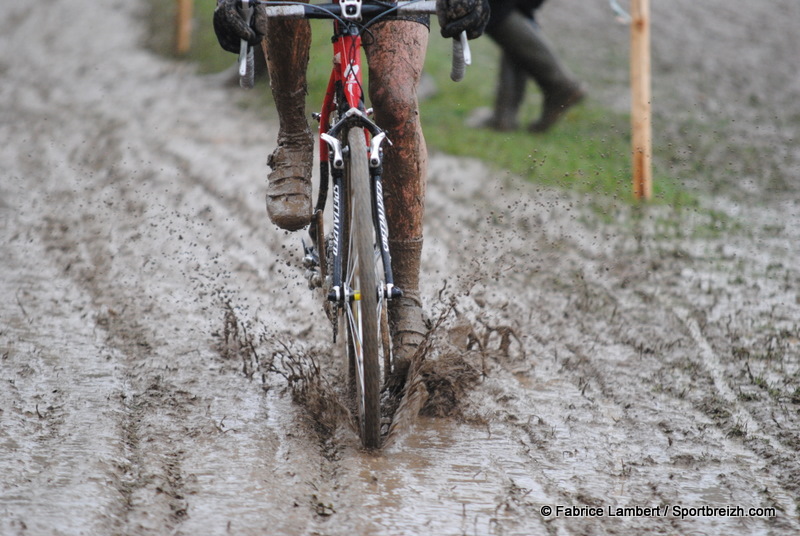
2,0,799,534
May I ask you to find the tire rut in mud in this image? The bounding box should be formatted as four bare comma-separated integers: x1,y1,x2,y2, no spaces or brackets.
38,212,196,532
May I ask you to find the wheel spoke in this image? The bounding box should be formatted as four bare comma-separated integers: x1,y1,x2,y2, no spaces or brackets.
345,300,366,414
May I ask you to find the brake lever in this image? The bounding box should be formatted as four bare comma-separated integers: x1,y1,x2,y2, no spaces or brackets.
238,0,255,89
450,31,471,82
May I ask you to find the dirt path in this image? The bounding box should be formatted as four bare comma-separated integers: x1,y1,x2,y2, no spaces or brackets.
1,0,798,535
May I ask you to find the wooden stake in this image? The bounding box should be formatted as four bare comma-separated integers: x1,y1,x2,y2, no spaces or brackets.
630,0,652,200
175,0,194,55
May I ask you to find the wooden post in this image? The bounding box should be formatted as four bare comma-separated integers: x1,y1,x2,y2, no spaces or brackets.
175,0,194,55
630,0,652,200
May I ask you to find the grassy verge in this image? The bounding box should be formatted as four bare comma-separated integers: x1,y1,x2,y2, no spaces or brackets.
146,1,693,207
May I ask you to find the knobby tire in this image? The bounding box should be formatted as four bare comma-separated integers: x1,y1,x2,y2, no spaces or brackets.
344,127,382,449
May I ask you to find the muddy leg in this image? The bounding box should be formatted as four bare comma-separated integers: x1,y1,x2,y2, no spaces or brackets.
261,15,314,231
364,21,429,386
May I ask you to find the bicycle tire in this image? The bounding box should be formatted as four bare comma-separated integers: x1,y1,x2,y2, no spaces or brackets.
343,127,382,449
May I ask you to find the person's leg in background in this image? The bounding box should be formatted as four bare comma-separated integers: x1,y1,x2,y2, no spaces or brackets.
487,9,585,132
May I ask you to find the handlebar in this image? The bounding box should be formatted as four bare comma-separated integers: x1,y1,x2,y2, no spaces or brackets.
235,0,470,83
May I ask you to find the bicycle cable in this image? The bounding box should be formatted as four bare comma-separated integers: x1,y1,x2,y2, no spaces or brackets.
362,0,428,30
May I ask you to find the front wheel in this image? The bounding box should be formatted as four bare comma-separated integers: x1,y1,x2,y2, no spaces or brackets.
343,127,382,449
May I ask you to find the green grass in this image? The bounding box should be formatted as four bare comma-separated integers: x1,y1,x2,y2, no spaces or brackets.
145,0,235,73
148,1,693,207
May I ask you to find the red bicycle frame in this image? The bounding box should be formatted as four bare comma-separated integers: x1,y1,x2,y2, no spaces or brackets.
318,14,367,164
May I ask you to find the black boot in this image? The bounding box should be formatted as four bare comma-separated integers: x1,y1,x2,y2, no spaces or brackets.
530,84,586,133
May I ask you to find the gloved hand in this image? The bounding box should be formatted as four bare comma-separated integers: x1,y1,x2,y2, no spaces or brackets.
213,0,264,54
436,0,490,40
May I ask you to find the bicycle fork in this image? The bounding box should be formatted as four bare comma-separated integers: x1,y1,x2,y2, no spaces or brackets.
303,114,402,326
368,134,402,301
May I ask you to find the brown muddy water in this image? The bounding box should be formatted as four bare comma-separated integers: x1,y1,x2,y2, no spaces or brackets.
2,0,799,535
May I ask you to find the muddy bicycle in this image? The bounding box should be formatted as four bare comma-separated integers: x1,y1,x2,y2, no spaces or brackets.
237,0,469,449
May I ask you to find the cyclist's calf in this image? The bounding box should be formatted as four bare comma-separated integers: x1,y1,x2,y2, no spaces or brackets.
364,21,428,133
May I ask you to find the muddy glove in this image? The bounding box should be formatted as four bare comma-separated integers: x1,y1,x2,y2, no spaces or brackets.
213,0,264,54
436,0,490,40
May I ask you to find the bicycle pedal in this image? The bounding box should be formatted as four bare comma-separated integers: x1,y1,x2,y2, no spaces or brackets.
304,268,322,290
301,238,319,269
302,254,319,270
